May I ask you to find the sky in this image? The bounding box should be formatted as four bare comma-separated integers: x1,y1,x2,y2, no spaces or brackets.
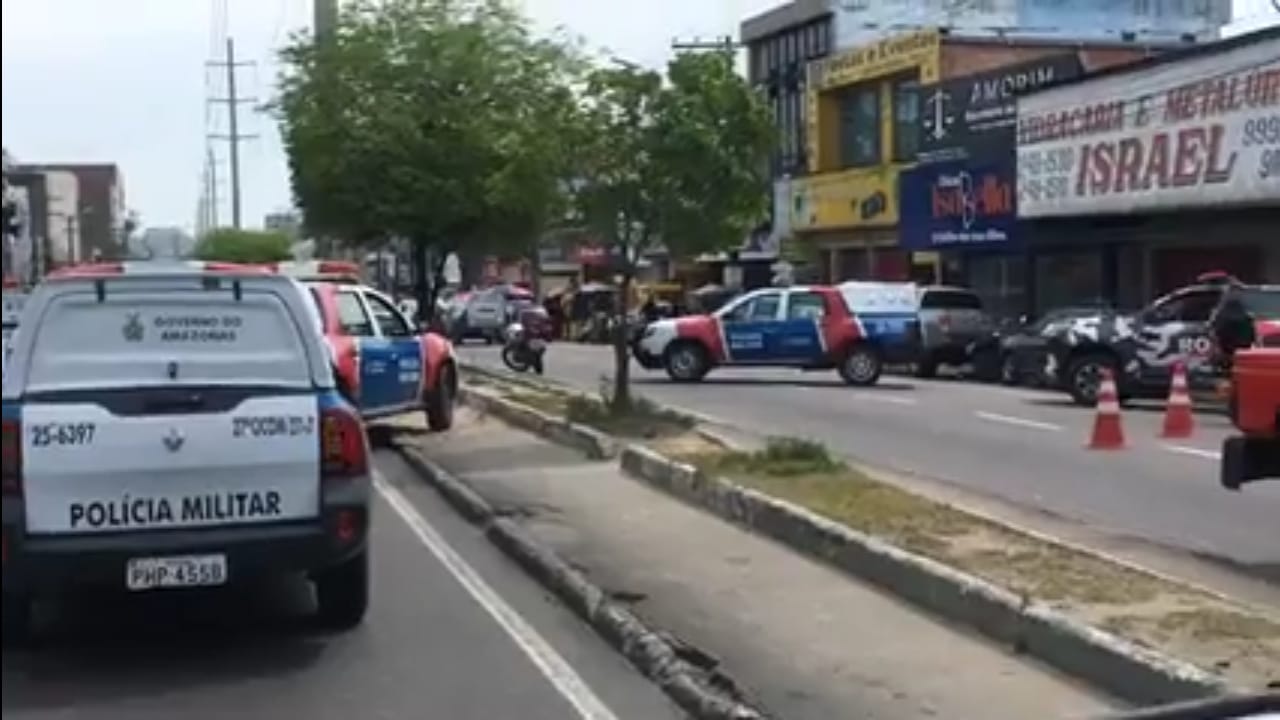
2,0,1277,235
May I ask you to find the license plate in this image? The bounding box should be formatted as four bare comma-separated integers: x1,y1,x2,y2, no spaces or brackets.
126,554,228,591
528,338,547,351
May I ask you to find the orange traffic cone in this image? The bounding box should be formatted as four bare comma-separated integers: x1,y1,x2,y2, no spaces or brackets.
1160,361,1195,439
1088,369,1126,450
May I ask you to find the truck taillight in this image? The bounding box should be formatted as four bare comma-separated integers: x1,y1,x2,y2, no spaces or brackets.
1,418,21,497
320,406,368,479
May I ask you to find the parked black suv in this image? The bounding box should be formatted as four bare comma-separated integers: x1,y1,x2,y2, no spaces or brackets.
1043,274,1280,406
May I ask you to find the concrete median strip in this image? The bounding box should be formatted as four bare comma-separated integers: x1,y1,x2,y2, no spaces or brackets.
618,444,1226,707
446,369,1280,707
390,438,769,720
459,386,618,460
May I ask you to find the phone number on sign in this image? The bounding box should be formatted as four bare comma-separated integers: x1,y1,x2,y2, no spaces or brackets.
1243,116,1280,181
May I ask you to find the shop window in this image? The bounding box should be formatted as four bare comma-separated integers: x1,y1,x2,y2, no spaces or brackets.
892,78,921,162
967,254,1027,320
1035,252,1103,314
839,85,880,168
837,247,870,281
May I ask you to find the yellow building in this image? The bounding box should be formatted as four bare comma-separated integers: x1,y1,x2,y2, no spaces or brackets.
791,29,941,283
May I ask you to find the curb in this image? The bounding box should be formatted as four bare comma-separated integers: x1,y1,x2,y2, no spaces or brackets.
390,439,769,720
458,386,617,460
617,444,1230,708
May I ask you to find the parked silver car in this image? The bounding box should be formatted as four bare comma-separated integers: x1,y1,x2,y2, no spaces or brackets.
914,286,994,378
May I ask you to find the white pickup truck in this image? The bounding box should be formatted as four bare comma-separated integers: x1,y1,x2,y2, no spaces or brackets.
1,261,373,642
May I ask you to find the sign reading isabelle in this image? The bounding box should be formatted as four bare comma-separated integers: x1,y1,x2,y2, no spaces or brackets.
1016,36,1280,217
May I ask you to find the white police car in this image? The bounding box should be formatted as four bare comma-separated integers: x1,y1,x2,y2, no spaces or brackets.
1,261,372,641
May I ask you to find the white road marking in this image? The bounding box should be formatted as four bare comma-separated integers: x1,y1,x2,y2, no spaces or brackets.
1163,445,1221,461
852,392,917,406
375,475,621,720
974,411,1063,432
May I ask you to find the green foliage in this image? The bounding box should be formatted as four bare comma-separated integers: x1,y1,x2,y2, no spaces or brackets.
195,228,292,263
574,53,774,411
272,0,585,262
564,389,692,438
718,437,844,477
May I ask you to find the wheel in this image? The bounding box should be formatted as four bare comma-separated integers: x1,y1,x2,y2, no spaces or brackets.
1066,353,1117,407
969,347,1001,383
426,364,456,431
501,346,530,373
664,342,709,382
1000,353,1019,386
314,550,369,631
2,591,33,648
838,344,882,386
914,353,938,379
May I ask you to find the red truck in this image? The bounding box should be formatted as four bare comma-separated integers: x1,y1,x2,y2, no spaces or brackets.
1221,347,1280,490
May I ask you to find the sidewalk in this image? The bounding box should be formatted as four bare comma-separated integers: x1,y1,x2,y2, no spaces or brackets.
395,409,1114,720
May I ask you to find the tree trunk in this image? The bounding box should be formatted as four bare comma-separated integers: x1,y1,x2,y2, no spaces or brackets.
412,242,431,326
611,270,633,415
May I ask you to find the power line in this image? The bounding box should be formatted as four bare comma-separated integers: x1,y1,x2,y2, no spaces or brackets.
206,38,258,229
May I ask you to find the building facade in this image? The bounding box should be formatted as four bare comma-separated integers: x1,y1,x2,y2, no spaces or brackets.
899,52,1086,316
740,0,1231,280
14,163,126,264
1014,25,1280,312
795,29,1165,287
830,0,1230,47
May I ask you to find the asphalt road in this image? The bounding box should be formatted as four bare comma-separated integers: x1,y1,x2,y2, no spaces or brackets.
461,343,1280,579
1,450,683,720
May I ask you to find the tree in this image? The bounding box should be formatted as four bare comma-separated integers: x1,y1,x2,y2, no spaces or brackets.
576,52,774,412
195,228,292,263
273,0,585,321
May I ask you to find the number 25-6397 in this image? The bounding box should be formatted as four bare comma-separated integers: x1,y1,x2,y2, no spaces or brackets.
30,422,96,447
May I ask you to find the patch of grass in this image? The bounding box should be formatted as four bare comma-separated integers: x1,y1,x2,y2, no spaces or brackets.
959,546,1163,605
501,389,569,416
717,437,844,477
689,443,1165,606
696,452,972,557
1156,608,1280,641
565,393,693,439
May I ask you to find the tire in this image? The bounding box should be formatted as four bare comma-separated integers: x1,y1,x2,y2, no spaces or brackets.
838,344,882,386
501,346,530,373
2,592,33,648
1066,353,1118,407
314,550,369,631
1000,353,1019,386
426,364,456,431
914,353,938,379
664,342,709,383
969,347,1001,383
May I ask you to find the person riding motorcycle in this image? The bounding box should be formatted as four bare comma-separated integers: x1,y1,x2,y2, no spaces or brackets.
502,305,551,374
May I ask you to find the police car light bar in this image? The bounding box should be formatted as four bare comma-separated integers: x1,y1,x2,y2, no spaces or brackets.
45,260,273,279
269,260,362,281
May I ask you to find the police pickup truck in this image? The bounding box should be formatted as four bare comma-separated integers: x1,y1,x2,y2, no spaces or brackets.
1,261,372,641
633,282,920,386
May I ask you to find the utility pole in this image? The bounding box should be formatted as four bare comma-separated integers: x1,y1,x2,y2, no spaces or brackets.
206,37,256,229
206,146,220,230
315,0,338,41
313,0,338,257
670,35,740,53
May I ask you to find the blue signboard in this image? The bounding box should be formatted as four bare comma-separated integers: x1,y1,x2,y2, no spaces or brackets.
899,158,1019,251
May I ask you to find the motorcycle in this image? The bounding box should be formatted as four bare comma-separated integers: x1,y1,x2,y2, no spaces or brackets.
501,322,546,374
